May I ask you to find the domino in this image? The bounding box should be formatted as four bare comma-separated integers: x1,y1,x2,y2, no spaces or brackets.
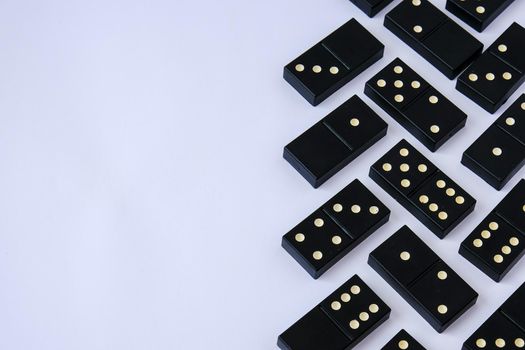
463,283,525,350
278,275,391,350
384,0,483,79
459,180,525,282
365,58,467,151
369,226,478,333
462,94,525,190
284,19,384,106
284,95,388,188
446,0,516,32
282,179,390,278
369,139,476,238
457,22,525,113
349,0,395,17
381,330,427,350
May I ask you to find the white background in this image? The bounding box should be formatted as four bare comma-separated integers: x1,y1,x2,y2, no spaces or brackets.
0,0,524,349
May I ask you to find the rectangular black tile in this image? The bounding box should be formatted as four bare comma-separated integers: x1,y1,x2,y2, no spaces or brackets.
446,0,516,32
349,0,395,17
381,330,427,350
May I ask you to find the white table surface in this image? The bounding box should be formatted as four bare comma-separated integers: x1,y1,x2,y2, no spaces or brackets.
0,0,524,349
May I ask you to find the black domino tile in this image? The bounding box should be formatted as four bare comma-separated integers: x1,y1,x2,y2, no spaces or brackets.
369,139,476,238
278,275,391,350
381,330,426,350
369,226,478,333
284,95,387,188
459,180,525,281
365,58,467,151
462,95,525,190
282,179,390,279
446,0,516,32
349,0,395,17
463,283,525,350
457,23,525,114
284,19,384,106
384,0,483,79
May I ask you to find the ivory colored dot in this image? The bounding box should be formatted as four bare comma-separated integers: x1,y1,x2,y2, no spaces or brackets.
446,188,456,196
413,25,423,33
438,271,448,280
503,72,512,80
438,305,448,314
489,222,499,230
418,164,427,172
469,73,478,82
473,239,483,248
522,102,525,110
377,79,387,87
456,196,465,204
481,230,491,239
350,118,360,127
400,163,410,172
412,80,421,89
495,338,505,348
400,251,411,261
295,233,305,242
312,65,322,73
438,211,448,220
351,205,361,214
399,340,409,350
523,204,525,212
341,293,351,303
295,64,305,72
419,195,429,204
330,66,339,74
313,251,323,260
351,285,361,295
369,304,379,313
493,147,503,156
314,218,324,227
412,0,421,5
333,203,343,212
476,6,485,14
486,73,495,81
359,312,369,321
430,125,440,133
400,148,409,156
476,338,486,348
429,203,438,212
394,66,403,74
506,117,515,126
436,180,446,188
331,301,341,311
383,163,392,171
502,246,512,255
515,338,525,348
349,320,360,329
494,254,504,263
510,237,520,246
369,206,379,215
498,44,507,53
395,94,404,103
394,80,404,88
332,236,342,245
401,179,411,188
429,95,439,104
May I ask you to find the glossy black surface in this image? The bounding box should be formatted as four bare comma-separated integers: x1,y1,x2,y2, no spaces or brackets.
365,58,466,151
284,19,384,106
446,0,516,32
381,330,426,350
282,179,390,279
369,226,478,333
349,0,395,17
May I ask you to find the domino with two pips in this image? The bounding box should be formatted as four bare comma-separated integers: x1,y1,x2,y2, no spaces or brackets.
369,139,476,239
278,275,391,350
365,58,467,152
446,0,516,32
463,282,525,350
381,330,427,350
384,0,483,79
284,19,384,106
369,226,478,333
282,179,390,279
459,179,525,282
462,94,525,190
